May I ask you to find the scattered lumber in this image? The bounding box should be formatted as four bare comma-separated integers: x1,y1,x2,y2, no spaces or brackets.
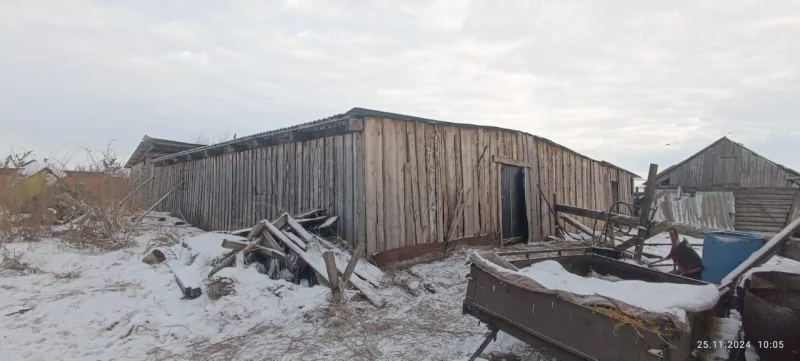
324,251,342,302
166,260,202,299
558,214,597,240
296,215,328,225
221,238,286,260
342,242,365,286
294,209,327,219
633,164,659,261
314,216,339,230
553,204,638,227
206,209,385,307
313,231,384,287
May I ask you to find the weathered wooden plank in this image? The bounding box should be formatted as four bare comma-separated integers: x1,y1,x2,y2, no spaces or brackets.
535,140,548,236
488,132,499,240
334,135,345,234
425,124,439,244
323,137,334,219
374,120,387,252
477,129,487,234
437,126,456,240
265,146,273,219
308,140,316,213
383,122,399,251
407,122,422,244
353,131,366,249
569,153,578,221
528,136,542,240
363,118,379,254
461,128,475,238
396,120,408,247
522,136,535,241
286,143,296,215
434,125,445,243
301,141,309,212
471,130,482,235
415,122,430,244
344,134,354,244
454,128,463,239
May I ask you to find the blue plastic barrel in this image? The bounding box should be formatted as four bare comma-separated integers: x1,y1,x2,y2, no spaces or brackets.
702,231,765,284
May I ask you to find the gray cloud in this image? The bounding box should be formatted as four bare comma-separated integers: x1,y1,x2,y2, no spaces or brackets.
0,0,798,176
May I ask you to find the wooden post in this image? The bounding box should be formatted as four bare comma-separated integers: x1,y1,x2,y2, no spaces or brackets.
634,164,659,261
323,251,341,302
115,175,154,211
342,242,365,286
552,193,560,238
135,181,184,224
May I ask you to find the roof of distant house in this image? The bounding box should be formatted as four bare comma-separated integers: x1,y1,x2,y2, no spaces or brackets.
656,136,800,181
124,136,204,168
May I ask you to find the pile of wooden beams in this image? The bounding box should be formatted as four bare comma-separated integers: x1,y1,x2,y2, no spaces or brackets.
215,209,386,307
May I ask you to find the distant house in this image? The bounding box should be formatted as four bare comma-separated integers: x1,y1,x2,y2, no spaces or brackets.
655,136,800,234
125,136,204,184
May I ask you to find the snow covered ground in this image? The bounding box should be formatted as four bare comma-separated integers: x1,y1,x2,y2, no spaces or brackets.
0,213,555,361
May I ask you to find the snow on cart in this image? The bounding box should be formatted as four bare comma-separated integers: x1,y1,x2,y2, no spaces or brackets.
462,248,729,361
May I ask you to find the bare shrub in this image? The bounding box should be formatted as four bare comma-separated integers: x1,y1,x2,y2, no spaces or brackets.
60,208,137,251
1,142,145,252
143,230,180,254
0,150,60,243
56,143,141,251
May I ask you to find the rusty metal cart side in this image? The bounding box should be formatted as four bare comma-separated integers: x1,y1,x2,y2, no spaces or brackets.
463,253,719,361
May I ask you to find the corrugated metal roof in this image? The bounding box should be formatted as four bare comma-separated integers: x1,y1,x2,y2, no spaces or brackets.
149,107,640,177
653,189,736,230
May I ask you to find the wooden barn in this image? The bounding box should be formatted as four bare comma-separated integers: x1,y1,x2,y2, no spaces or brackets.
655,136,800,234
126,108,638,258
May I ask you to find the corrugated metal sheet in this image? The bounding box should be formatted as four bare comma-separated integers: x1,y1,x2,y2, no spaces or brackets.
653,189,735,230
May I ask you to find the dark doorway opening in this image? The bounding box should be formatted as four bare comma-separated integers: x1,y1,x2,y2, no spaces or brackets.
501,165,528,243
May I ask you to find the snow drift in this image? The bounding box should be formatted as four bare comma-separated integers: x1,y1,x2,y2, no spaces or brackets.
469,251,720,331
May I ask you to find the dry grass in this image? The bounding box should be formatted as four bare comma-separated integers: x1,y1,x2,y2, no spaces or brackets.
589,305,677,343
187,323,285,361
206,277,236,301
488,352,522,361
0,246,42,274
143,230,180,254
60,208,137,251
53,270,82,280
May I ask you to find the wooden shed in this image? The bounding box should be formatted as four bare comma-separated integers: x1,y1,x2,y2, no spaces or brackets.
655,136,800,234
130,108,638,257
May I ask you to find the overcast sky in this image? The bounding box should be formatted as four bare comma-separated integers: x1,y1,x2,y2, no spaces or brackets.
1,0,798,176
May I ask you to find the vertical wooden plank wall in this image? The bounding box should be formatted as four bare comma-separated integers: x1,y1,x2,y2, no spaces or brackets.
146,133,366,244
532,139,635,236
361,117,634,254
145,116,634,255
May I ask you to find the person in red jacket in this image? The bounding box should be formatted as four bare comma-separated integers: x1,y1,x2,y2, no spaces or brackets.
651,229,704,280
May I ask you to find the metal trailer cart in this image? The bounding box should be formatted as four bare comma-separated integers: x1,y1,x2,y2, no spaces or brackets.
462,248,728,361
